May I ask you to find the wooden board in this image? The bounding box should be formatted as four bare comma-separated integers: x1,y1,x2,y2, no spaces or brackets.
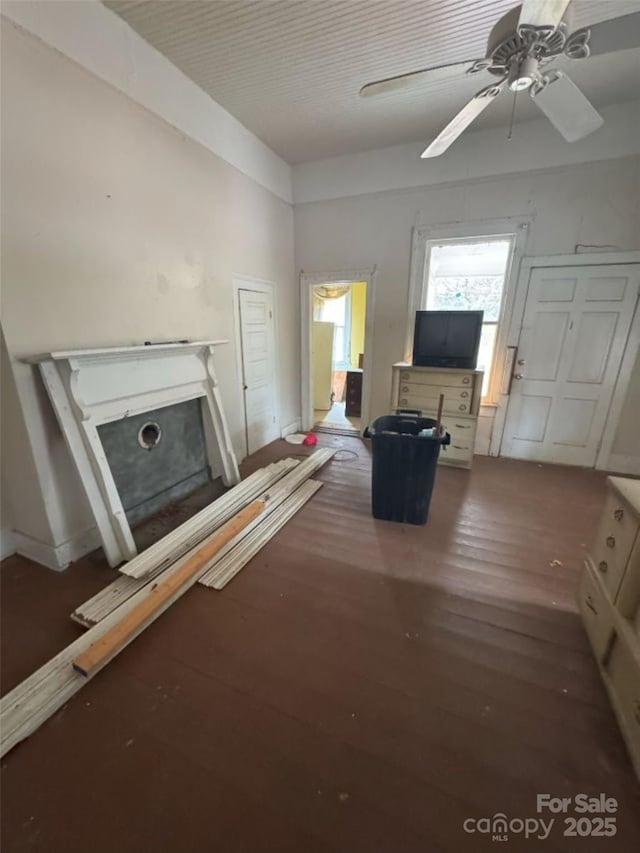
200,479,322,589
72,500,265,677
119,459,298,580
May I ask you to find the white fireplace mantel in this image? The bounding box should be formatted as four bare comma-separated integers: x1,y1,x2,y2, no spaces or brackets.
28,341,240,567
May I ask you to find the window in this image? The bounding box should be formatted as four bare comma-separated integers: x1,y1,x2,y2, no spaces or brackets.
317,291,351,368
424,237,514,399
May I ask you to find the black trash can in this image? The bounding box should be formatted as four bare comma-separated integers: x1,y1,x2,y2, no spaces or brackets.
364,414,450,525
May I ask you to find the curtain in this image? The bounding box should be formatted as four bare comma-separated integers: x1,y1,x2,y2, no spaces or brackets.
312,284,350,320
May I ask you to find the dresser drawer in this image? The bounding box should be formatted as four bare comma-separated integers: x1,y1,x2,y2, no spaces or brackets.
398,369,473,388
604,634,640,767
443,442,473,464
399,382,472,403
442,416,476,443
397,391,471,415
589,491,640,602
578,563,615,660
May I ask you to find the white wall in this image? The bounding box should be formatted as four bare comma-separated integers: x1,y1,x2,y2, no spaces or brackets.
2,0,292,202
293,100,640,205
0,21,297,568
294,155,640,465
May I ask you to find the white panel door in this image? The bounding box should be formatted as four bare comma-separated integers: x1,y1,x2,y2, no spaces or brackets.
502,264,639,466
239,289,279,454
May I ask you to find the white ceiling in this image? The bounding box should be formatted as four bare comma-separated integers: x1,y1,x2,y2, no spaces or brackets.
106,0,640,164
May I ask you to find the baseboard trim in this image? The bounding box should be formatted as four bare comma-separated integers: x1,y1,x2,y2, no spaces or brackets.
281,418,302,439
12,526,101,572
606,454,640,476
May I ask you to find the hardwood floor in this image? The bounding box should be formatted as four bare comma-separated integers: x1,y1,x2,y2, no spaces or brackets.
2,435,639,852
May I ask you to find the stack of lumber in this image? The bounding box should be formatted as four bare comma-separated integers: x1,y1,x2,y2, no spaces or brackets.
200,479,322,589
0,448,334,757
72,459,300,627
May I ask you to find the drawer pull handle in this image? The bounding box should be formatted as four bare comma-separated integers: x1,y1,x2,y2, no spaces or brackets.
613,508,624,522
452,445,469,451
462,377,470,384
400,398,407,405
598,560,608,574
585,594,598,615
455,423,470,429
458,404,467,411
402,386,409,392
461,391,469,398
606,536,616,549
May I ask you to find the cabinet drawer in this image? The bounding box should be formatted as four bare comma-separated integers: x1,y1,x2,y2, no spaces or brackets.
443,442,473,463
604,634,640,767
397,392,470,415
442,417,476,442
399,382,472,402
589,491,640,602
578,564,615,660
398,369,473,388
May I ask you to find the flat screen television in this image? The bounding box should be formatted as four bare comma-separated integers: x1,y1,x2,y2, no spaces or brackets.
412,310,483,370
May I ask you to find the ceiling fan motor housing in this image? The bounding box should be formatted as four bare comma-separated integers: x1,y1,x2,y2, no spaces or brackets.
475,3,575,80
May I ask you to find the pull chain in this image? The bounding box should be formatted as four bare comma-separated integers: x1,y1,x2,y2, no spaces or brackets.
507,88,517,140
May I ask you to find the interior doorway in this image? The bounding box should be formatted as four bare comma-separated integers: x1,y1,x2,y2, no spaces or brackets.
301,270,375,436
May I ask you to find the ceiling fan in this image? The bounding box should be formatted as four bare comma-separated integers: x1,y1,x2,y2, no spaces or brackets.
360,0,640,158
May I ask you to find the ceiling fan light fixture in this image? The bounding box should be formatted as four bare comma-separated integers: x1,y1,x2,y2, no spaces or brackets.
508,56,539,91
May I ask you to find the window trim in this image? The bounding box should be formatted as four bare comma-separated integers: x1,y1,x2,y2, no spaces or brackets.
424,237,513,402
407,218,530,405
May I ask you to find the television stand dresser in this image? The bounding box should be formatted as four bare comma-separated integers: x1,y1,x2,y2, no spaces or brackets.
390,363,483,469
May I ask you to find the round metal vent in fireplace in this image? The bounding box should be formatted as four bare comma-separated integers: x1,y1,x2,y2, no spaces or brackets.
137,421,162,451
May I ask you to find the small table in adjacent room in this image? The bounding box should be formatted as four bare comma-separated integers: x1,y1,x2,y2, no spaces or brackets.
345,369,363,417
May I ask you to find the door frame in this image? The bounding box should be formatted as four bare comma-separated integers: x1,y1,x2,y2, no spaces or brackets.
300,268,376,434
232,275,280,458
494,251,640,469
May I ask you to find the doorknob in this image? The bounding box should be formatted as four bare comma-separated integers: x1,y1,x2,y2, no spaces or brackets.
243,384,248,390
517,358,526,365
514,374,523,380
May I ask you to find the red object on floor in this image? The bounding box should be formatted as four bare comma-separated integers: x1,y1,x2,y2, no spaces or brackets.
302,432,317,446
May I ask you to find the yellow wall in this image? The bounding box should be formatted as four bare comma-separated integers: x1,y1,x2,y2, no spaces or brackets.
349,281,366,368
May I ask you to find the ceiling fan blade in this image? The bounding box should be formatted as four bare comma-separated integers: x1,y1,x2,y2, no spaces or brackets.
568,11,640,57
360,59,480,98
421,81,504,158
531,71,603,142
518,0,571,30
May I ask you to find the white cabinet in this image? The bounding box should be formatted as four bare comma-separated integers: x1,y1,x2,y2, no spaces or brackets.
579,477,640,779
390,363,483,469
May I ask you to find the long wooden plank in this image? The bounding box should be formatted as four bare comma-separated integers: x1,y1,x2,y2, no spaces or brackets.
118,459,298,579
1,529,226,756
71,459,299,627
200,479,323,590
0,449,335,757
72,500,265,677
